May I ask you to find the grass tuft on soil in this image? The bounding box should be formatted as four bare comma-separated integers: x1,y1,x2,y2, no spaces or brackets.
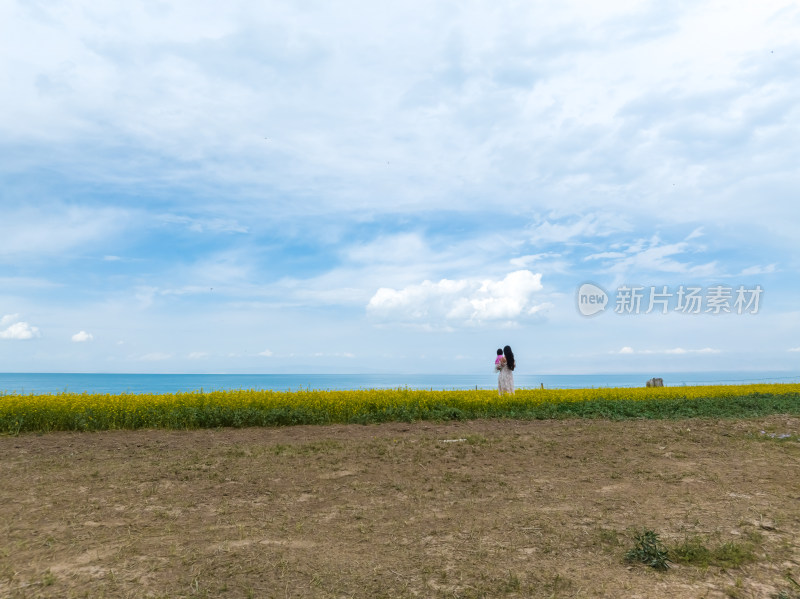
670,535,759,569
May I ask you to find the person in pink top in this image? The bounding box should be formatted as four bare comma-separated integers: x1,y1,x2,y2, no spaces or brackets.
495,345,516,395
494,348,504,365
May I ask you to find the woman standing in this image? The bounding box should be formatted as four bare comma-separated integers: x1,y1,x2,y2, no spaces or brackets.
495,345,515,395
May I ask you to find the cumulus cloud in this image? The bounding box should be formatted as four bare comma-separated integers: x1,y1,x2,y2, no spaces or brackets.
71,330,94,342
258,349,274,357
367,270,545,327
0,314,41,340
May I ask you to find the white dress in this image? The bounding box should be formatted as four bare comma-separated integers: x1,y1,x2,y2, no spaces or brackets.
496,359,515,395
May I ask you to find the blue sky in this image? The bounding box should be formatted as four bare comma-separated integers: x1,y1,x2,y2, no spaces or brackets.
1,0,799,375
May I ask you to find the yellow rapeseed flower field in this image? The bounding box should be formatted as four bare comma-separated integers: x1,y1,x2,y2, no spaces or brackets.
1,383,799,433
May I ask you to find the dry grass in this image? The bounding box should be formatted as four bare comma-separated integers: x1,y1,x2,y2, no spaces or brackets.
2,416,800,598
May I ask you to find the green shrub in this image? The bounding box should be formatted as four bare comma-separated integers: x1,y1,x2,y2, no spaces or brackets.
625,529,671,570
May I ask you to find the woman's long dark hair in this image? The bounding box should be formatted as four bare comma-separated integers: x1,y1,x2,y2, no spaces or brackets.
503,345,515,371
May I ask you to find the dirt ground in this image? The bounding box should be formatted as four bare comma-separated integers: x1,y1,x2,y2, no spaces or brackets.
2,416,799,599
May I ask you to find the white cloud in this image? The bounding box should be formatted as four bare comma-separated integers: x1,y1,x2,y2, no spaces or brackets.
0,276,60,289
739,264,777,276
2,1,797,227
623,240,701,273
188,351,209,359
345,233,428,265
686,227,704,241
367,270,545,327
789,347,800,353
529,214,627,245
616,346,721,355
509,253,563,268
0,315,41,340
158,214,249,234
588,234,719,277
258,349,274,357
0,206,130,262
584,251,627,261
71,330,93,342
273,230,529,310
133,286,159,310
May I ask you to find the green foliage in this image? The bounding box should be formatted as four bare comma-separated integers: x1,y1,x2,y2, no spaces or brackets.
671,536,712,567
712,541,757,568
671,535,758,569
625,529,671,571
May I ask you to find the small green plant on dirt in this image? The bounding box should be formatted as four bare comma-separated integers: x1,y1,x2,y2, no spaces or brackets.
671,536,711,567
714,541,757,568
671,535,758,569
42,570,56,586
625,529,671,570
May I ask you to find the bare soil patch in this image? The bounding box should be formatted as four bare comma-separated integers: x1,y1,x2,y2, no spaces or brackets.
2,416,800,598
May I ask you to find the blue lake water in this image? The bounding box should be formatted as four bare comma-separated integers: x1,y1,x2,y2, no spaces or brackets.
1,371,799,395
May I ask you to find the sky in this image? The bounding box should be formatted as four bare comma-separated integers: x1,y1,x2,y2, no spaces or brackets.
1,0,799,375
